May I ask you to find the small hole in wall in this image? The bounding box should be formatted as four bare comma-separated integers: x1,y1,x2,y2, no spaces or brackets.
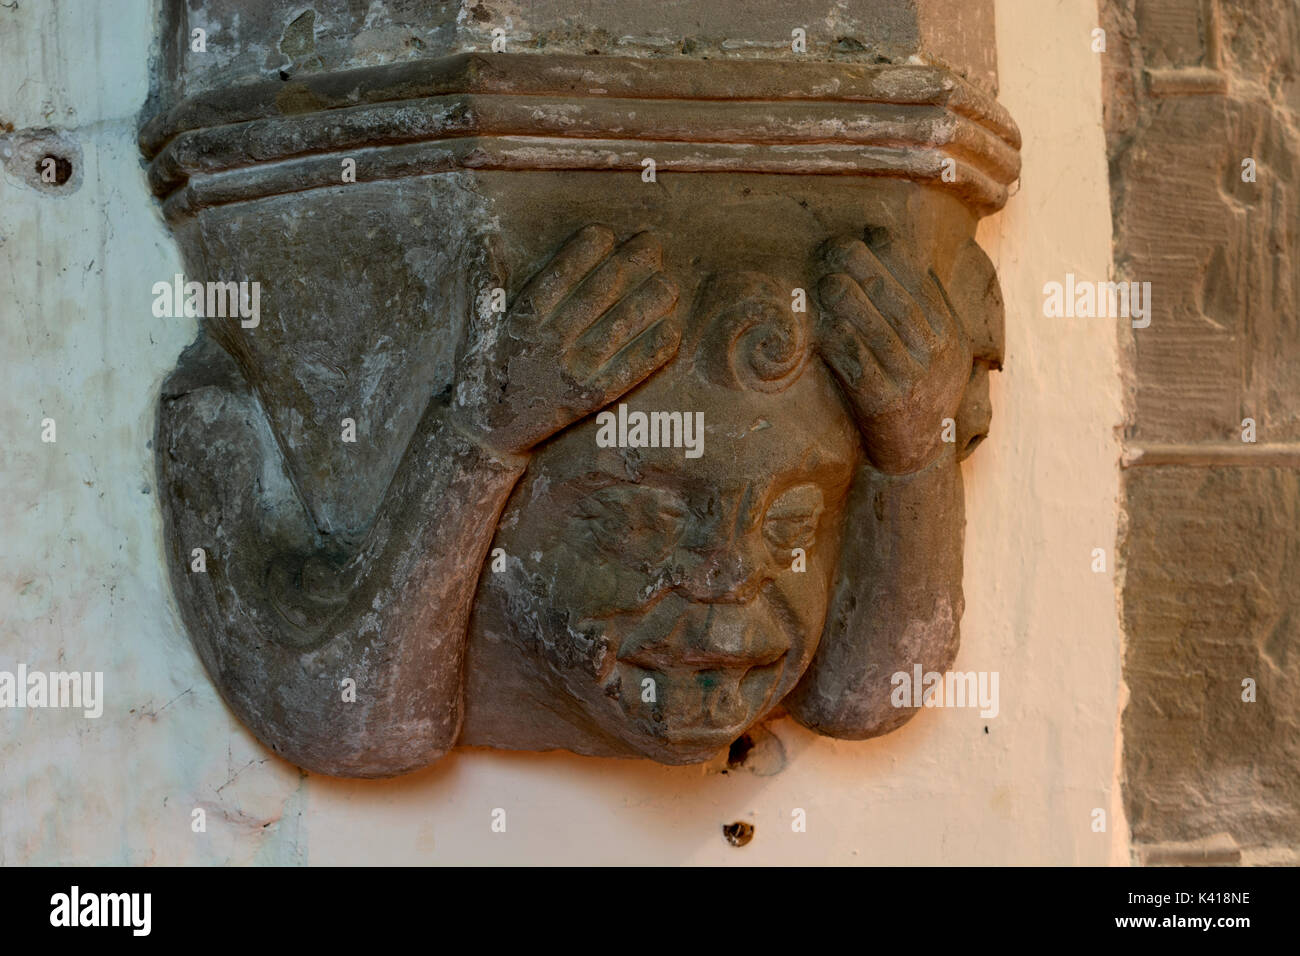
278,69,292,81
722,822,754,847
727,733,755,769
37,153,72,185
984,726,990,734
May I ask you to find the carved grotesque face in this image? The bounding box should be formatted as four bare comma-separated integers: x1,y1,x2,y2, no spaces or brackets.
485,274,859,763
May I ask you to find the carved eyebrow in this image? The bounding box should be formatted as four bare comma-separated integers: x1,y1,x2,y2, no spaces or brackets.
765,481,825,513
562,474,693,517
766,496,822,518
568,468,674,493
580,483,687,508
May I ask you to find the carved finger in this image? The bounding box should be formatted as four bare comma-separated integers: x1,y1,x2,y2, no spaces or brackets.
584,316,682,402
818,273,917,382
513,224,616,321
571,273,680,376
551,232,664,341
814,309,899,412
823,237,941,355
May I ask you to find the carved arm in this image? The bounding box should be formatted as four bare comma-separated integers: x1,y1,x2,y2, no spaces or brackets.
786,236,977,737
158,225,680,776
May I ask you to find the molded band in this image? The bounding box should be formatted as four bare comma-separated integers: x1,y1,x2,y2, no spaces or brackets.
141,53,1022,217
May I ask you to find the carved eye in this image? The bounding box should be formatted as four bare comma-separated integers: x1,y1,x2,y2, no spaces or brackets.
762,484,824,553
574,485,688,566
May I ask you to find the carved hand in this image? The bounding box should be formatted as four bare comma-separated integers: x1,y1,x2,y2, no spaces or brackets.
455,225,681,457
815,237,972,475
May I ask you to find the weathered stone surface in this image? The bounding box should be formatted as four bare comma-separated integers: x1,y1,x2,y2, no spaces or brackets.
144,3,1019,777
1103,0,1300,444
146,0,1000,112
1103,0,1300,859
1122,466,1300,849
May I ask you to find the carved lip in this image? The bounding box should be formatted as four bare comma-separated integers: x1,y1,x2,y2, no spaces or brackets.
611,604,790,673
634,657,788,745
611,621,785,681
618,644,786,672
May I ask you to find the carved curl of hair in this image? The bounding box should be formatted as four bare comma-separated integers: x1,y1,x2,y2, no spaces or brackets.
691,272,809,393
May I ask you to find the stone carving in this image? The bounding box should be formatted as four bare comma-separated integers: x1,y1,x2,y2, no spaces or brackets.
144,27,1018,777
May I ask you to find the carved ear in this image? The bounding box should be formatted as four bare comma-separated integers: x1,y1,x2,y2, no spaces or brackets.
942,238,1004,369
940,238,1003,459
954,363,993,460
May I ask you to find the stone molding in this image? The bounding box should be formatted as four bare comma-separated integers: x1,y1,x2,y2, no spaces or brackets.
142,53,1020,220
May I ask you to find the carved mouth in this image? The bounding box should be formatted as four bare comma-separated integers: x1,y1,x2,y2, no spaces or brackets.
578,595,797,752
618,642,785,672
612,653,788,748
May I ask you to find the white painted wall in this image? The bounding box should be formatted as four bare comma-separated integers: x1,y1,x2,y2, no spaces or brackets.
0,0,1123,865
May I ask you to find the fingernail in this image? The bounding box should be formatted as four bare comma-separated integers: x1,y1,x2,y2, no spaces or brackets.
653,273,680,300
819,275,849,306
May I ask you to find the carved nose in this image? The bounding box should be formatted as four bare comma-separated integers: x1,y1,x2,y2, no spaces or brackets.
681,544,769,605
